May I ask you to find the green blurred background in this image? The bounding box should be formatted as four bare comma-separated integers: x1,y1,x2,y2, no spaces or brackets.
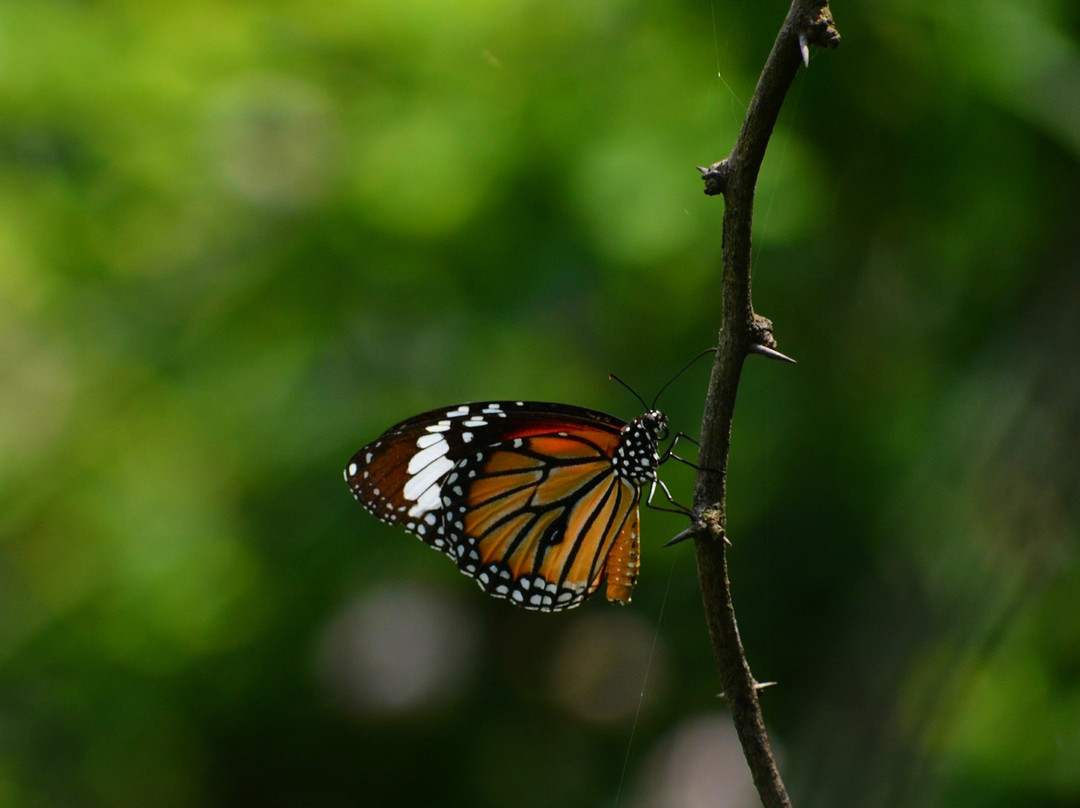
2,0,1079,806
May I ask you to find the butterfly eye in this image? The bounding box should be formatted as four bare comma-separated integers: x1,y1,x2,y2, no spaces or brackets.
658,424,670,442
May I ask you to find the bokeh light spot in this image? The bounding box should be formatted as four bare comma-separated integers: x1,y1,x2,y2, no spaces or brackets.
315,582,477,716
631,713,759,808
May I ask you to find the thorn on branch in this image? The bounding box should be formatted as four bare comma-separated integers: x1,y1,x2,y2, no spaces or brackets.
797,32,810,68
665,520,704,547
749,343,797,364
665,527,695,547
698,160,730,196
717,681,778,701
747,314,796,361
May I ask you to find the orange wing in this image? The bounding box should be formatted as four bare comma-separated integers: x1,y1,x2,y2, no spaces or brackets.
444,428,643,611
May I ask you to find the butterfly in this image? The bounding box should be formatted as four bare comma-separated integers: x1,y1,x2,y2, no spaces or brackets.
344,401,674,612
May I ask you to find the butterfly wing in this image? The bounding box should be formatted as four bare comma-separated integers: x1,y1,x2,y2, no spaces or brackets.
345,402,642,611
445,429,642,611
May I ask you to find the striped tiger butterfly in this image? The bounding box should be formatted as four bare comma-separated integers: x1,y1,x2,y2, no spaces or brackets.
345,398,682,612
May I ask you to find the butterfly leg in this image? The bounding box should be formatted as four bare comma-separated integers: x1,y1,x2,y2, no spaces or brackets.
659,432,720,473
645,478,693,516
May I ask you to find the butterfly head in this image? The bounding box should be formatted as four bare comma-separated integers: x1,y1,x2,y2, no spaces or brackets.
613,409,667,483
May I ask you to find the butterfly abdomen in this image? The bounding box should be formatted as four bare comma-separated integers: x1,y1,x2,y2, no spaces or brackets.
603,506,641,605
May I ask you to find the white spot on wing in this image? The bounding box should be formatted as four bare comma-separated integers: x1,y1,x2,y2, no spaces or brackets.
404,455,454,516
416,432,445,449
407,437,450,474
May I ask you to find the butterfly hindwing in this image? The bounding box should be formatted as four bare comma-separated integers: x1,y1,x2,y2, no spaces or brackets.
441,428,640,610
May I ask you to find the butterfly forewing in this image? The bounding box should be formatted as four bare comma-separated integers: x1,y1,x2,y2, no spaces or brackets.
345,401,665,612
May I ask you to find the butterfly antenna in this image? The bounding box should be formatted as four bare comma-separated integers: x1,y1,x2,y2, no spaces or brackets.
651,348,717,409
608,373,649,411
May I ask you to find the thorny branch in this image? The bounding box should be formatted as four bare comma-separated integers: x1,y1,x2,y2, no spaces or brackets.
685,2,839,807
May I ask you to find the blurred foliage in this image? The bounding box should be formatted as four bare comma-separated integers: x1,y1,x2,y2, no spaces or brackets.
1,0,1079,806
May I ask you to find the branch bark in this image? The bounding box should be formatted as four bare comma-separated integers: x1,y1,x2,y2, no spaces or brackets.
689,3,839,807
